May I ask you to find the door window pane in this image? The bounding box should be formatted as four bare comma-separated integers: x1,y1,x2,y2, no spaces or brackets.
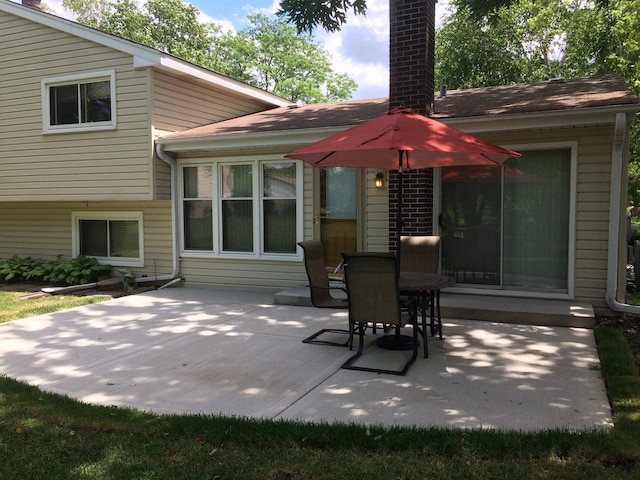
441,166,501,285
320,168,357,267
441,149,571,292
503,150,570,290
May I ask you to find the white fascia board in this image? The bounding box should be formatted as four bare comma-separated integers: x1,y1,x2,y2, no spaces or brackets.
3,1,160,60
3,1,289,108
158,126,343,154
441,104,640,133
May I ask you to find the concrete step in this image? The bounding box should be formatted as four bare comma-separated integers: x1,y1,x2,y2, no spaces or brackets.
274,286,595,328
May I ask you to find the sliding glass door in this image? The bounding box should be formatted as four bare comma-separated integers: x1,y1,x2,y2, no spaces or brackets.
441,149,571,292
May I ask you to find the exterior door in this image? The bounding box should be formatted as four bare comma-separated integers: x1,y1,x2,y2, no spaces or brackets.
441,149,572,292
319,167,358,269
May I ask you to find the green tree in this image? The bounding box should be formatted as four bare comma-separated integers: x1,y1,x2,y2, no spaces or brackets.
277,0,367,33
435,6,526,89
439,0,640,203
62,0,356,103
213,14,356,103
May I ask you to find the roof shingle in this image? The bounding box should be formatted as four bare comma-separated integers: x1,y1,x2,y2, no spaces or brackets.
161,75,639,140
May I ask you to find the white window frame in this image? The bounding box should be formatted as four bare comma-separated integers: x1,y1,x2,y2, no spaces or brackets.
42,70,117,134
71,211,144,267
179,158,304,260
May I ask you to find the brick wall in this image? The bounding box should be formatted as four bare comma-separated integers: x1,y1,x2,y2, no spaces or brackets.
388,0,437,250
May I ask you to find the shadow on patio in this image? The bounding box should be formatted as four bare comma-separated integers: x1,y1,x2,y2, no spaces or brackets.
0,287,611,431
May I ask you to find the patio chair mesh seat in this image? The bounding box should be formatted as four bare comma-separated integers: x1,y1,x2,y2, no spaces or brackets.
399,235,444,340
341,252,419,376
298,240,351,347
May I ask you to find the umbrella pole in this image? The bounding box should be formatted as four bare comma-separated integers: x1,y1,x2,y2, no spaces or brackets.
396,150,404,261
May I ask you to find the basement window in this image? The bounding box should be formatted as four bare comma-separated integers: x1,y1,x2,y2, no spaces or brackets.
72,212,143,267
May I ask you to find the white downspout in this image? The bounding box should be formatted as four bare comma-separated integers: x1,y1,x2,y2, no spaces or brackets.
605,112,640,313
132,143,181,284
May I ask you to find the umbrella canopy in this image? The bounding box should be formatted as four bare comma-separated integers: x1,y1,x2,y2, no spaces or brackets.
285,107,521,171
286,107,521,251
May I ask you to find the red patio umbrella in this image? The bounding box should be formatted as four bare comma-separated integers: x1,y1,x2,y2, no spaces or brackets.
285,107,521,246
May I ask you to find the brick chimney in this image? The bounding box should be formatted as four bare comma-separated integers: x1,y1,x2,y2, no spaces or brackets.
389,0,436,114
22,0,42,8
388,0,437,250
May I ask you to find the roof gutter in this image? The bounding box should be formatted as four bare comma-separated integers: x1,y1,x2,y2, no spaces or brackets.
440,104,640,134
606,112,640,314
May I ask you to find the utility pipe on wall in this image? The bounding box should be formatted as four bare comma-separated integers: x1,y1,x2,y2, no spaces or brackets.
606,112,640,314
131,143,181,285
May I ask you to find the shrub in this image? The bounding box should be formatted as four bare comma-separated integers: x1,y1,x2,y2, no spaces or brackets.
0,255,112,286
0,256,43,283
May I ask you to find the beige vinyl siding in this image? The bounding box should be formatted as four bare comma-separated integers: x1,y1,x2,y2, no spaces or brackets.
0,201,173,279
153,158,173,201
0,12,154,202
574,127,614,310
150,71,278,200
302,163,315,241
151,71,279,135
364,170,391,252
181,257,306,291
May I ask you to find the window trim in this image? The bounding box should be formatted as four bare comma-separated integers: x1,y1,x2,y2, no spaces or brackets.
179,158,304,260
42,70,117,134
72,211,144,267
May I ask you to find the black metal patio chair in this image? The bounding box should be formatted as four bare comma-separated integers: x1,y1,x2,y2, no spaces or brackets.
298,240,351,347
341,252,419,376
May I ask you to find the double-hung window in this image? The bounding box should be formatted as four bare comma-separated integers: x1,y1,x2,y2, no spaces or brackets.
182,161,300,257
42,70,116,133
72,212,144,267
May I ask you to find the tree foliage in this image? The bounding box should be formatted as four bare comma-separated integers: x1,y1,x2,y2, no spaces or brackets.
277,0,367,33
62,0,356,103
439,0,640,202
212,14,357,103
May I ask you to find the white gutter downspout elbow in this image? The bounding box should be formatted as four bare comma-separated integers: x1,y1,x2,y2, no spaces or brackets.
606,112,640,314
132,143,180,285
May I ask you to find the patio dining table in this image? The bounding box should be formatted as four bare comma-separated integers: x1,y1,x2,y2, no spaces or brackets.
376,272,455,358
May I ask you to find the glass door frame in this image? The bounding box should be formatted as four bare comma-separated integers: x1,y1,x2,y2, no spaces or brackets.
313,167,363,268
433,142,577,299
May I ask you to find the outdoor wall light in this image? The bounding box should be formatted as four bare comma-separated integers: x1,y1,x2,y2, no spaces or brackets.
374,172,385,188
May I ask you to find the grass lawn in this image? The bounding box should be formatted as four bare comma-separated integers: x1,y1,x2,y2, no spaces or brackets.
0,290,111,324
0,292,639,479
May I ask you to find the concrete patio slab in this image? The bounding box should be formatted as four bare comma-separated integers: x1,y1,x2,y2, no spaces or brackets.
0,287,612,431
